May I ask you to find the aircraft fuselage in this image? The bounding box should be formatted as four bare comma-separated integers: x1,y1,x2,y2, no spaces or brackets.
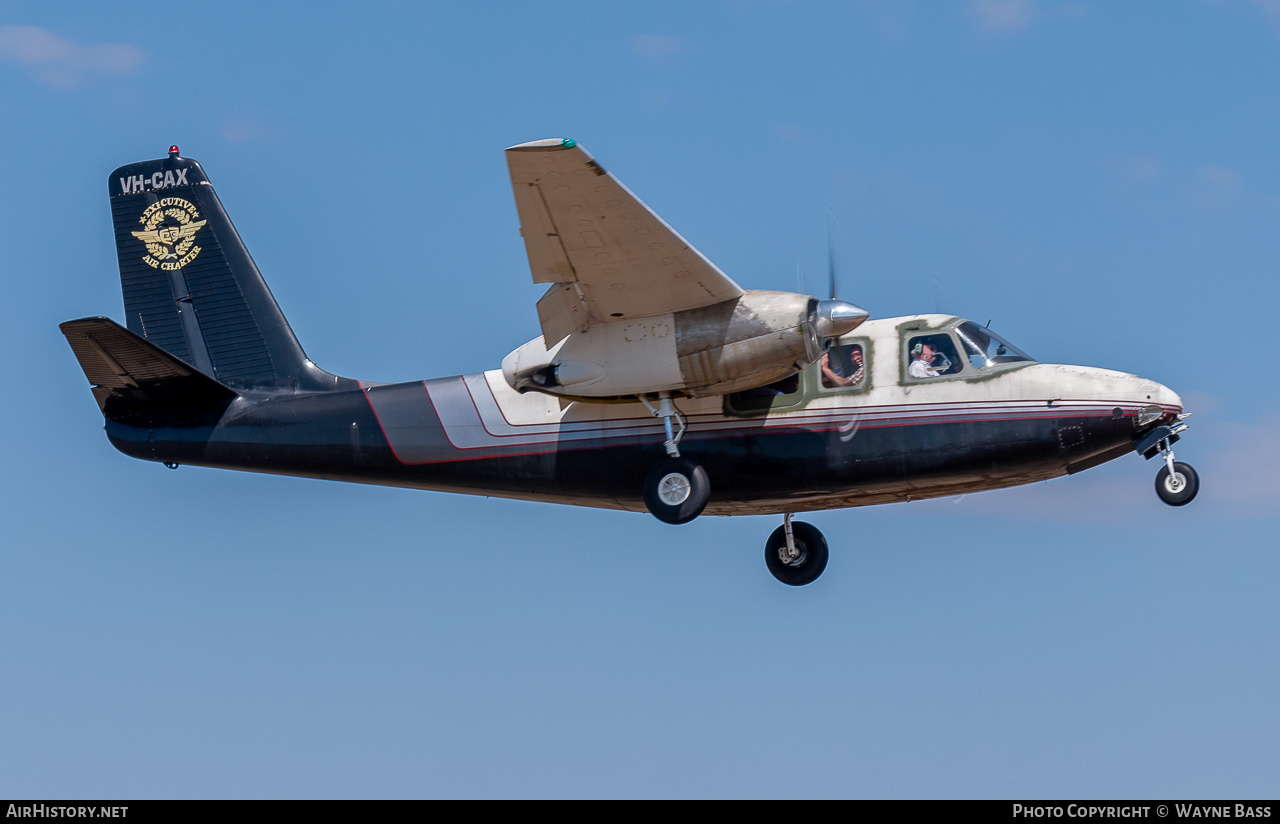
101,314,1181,516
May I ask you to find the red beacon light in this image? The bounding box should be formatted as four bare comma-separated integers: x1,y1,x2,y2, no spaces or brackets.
168,145,180,157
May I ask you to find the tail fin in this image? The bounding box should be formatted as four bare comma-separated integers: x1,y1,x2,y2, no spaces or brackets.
108,148,352,391
60,316,238,419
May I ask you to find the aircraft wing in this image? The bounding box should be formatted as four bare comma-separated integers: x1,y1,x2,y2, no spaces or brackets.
506,139,745,345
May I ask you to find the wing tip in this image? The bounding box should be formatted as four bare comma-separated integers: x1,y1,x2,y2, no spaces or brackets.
506,137,579,152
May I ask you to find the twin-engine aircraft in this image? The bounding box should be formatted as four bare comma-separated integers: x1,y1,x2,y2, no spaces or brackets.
62,140,1197,585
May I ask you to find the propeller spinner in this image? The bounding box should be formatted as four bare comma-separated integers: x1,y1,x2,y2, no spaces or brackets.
815,298,870,338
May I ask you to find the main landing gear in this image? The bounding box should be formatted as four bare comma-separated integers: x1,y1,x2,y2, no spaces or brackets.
643,458,710,524
635,393,829,584
640,392,709,524
634,394,829,584
765,514,829,586
1136,415,1199,507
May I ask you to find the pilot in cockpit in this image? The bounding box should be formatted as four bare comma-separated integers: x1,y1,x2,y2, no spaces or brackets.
909,342,943,378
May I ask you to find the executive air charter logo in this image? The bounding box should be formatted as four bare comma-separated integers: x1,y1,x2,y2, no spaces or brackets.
131,197,207,270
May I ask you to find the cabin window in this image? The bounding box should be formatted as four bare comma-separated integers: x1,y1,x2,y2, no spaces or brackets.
724,373,803,415
906,333,963,379
820,342,866,390
731,373,799,400
953,322,1035,369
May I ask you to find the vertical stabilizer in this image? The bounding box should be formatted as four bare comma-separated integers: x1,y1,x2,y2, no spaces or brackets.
109,147,352,391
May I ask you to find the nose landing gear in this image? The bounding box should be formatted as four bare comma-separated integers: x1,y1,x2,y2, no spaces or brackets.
1136,415,1198,507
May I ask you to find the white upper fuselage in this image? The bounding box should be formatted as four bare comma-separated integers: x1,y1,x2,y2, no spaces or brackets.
362,313,1178,515
487,314,1181,428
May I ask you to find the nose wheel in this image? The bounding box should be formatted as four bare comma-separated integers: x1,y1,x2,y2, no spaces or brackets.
1136,415,1199,507
1156,460,1199,506
765,515,829,586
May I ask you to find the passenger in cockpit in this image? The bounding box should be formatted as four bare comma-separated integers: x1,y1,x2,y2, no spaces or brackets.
821,344,865,388
820,352,849,387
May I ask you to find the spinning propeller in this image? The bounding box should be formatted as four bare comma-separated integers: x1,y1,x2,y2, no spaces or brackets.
814,210,869,340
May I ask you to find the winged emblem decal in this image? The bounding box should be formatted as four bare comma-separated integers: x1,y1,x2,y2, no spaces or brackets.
132,197,207,270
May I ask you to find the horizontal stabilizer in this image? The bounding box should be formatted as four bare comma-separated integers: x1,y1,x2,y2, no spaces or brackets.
60,316,238,417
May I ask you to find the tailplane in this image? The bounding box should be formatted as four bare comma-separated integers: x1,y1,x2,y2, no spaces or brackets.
107,147,352,391
60,316,238,420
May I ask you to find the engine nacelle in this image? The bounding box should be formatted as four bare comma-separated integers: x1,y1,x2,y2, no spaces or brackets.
503,290,866,400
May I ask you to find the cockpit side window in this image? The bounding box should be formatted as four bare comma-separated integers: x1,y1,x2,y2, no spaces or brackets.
906,333,962,380
820,342,866,391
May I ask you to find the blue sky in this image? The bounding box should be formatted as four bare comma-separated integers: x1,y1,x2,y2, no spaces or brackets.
2,0,1278,799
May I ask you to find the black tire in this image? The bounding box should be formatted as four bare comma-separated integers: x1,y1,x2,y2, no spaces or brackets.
764,521,829,586
1155,461,1199,507
643,458,710,524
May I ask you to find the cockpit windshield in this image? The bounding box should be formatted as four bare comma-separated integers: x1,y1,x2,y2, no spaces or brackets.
954,322,1035,369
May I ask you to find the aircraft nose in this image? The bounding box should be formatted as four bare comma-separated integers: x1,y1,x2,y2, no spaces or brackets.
1109,370,1183,423
1035,364,1183,418
1149,380,1182,411
1118,372,1182,413
1144,380,1184,426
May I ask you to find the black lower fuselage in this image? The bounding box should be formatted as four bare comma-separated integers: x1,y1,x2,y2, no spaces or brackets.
100,371,1164,516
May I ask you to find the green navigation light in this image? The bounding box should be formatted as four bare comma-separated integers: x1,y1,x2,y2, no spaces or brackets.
561,138,577,148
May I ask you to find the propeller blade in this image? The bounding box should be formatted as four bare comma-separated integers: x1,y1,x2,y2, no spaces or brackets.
828,232,838,301
932,276,956,316
824,205,848,302
816,208,866,339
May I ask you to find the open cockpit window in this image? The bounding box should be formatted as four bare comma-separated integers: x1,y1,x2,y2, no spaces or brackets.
820,342,866,390
906,333,963,379
953,322,1035,369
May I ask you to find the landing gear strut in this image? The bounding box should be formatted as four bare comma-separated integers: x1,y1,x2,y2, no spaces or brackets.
1136,415,1198,507
640,392,709,524
764,514,829,586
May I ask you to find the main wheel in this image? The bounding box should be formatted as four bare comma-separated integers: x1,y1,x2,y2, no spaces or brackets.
643,457,710,524
764,521,829,586
1155,461,1199,507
